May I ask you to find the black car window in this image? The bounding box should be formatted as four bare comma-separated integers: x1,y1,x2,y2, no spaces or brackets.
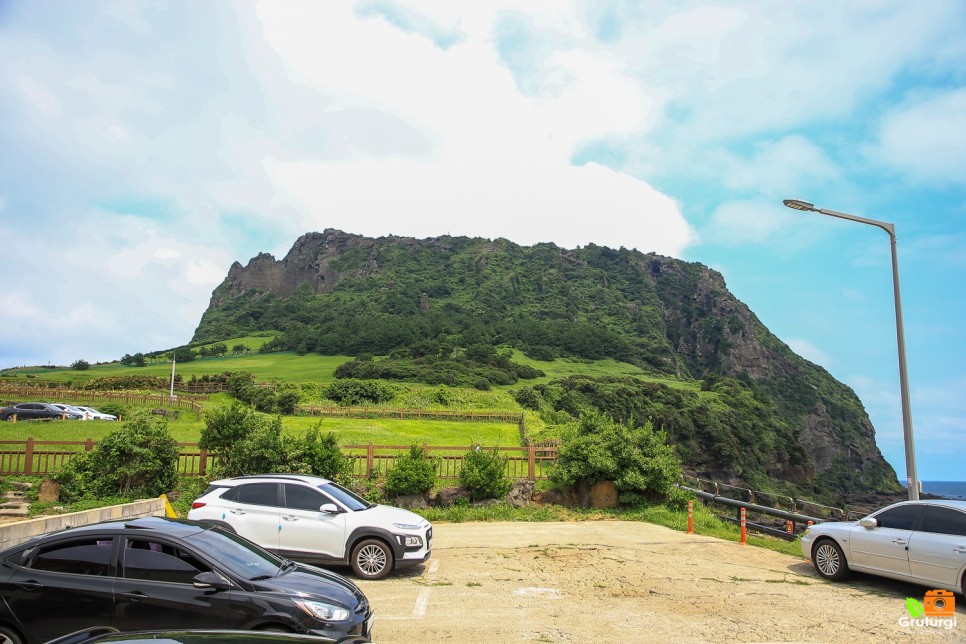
236,483,279,506
27,538,114,576
284,484,327,512
874,504,924,530
184,528,282,581
918,506,966,537
123,539,209,584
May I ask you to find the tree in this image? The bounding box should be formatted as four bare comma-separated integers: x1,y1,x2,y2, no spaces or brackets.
71,359,90,371
550,412,682,503
55,413,179,501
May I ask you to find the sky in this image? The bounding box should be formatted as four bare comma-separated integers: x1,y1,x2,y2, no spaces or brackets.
1,1,963,481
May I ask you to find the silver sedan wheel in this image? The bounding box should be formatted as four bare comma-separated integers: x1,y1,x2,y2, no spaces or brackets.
813,540,848,580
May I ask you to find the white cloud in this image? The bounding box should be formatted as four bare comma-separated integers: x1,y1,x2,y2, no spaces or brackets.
702,200,790,246
251,2,692,255
785,338,832,368
871,88,966,187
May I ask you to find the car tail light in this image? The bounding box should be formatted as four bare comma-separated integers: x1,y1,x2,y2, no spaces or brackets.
191,502,206,509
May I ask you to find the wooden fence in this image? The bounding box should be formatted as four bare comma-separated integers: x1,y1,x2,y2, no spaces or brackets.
0,438,558,482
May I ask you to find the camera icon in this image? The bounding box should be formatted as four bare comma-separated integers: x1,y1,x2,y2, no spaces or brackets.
924,589,956,616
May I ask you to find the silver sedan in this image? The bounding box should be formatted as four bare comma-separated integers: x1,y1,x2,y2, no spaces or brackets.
801,499,966,597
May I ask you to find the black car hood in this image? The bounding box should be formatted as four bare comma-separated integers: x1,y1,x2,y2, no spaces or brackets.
250,564,364,608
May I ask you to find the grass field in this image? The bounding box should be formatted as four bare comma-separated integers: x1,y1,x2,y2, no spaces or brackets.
0,345,702,448
0,415,519,447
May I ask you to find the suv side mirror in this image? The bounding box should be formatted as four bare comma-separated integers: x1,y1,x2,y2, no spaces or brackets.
319,503,340,514
193,571,232,590
858,517,878,529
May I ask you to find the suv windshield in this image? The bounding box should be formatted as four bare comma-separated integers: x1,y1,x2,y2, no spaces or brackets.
184,526,283,580
320,482,372,511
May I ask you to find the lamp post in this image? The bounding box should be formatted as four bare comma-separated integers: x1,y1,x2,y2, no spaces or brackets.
782,199,919,500
169,353,178,402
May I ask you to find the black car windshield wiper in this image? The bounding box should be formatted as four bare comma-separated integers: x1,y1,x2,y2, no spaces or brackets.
249,574,274,581
275,559,298,576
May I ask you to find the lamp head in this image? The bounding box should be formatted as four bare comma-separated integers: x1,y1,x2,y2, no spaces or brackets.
783,199,816,212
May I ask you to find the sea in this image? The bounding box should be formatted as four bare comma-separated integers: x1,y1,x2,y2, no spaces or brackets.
918,481,966,500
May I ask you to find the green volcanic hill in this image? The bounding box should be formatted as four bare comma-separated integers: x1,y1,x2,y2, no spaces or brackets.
193,229,902,497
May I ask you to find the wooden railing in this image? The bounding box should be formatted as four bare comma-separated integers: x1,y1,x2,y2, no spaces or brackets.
0,439,557,481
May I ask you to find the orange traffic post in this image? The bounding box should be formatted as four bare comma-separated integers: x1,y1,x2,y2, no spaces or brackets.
739,507,747,545
687,500,694,534
807,520,813,528
785,520,793,534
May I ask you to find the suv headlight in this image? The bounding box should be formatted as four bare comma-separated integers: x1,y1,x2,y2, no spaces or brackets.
393,522,422,530
294,599,350,622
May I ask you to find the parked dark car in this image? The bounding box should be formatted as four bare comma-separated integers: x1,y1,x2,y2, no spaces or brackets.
47,627,369,644
0,403,83,422
0,517,373,644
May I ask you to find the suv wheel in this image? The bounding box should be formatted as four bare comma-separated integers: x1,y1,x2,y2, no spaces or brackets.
351,538,394,580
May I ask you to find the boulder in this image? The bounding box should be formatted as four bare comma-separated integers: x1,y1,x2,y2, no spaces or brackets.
393,494,429,510
431,486,470,507
576,480,618,509
506,480,535,507
38,479,59,503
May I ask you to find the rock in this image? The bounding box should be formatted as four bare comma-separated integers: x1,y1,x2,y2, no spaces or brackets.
394,494,429,510
506,480,535,507
431,486,470,507
576,480,618,509
533,488,576,507
39,479,59,503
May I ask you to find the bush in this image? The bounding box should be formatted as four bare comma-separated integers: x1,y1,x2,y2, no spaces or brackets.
550,412,682,502
71,359,90,371
324,379,395,406
290,426,353,484
55,413,179,501
459,445,512,501
385,445,438,497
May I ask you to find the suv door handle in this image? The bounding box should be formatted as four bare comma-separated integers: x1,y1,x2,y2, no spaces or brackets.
282,515,298,521
229,509,246,515
891,538,907,545
954,546,966,554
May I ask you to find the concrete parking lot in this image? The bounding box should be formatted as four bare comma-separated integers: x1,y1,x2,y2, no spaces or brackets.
356,521,963,643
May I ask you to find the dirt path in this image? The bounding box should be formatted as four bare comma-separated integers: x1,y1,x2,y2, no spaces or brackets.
356,521,964,643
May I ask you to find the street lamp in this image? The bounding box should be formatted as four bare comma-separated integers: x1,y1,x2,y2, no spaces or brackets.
782,199,919,500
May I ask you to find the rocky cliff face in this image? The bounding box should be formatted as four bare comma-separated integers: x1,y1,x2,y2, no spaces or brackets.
198,229,900,495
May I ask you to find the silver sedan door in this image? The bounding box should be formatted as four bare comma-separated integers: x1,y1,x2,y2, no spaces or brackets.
908,505,966,587
848,504,924,576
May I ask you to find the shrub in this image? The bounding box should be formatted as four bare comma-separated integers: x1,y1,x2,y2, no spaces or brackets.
55,413,179,501
324,379,395,406
290,426,353,485
459,445,512,501
550,412,682,502
71,359,90,371
385,445,438,497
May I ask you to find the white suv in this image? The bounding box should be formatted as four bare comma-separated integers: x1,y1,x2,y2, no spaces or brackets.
187,474,432,580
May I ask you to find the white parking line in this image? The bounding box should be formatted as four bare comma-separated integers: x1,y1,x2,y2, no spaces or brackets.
411,558,440,619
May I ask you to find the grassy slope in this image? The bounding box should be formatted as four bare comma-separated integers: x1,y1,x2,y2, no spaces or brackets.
1,343,703,448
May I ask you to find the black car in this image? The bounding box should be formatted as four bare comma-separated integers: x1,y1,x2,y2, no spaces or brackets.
0,517,373,644
48,627,369,644
0,403,83,422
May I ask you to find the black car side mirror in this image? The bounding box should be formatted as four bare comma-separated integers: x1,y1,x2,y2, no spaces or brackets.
193,571,232,590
